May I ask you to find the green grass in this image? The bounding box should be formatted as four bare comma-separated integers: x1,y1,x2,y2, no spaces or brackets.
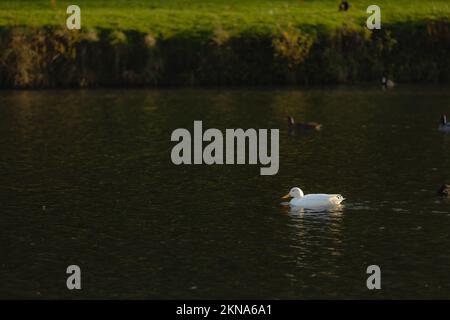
1,0,450,37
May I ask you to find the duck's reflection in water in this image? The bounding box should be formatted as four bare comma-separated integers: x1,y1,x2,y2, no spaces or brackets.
284,204,344,216
279,203,345,288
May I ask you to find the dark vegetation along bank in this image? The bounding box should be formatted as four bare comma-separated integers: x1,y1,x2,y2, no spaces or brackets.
1,20,450,88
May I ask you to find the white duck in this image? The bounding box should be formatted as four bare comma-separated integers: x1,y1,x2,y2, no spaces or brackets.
282,187,345,208
439,114,450,132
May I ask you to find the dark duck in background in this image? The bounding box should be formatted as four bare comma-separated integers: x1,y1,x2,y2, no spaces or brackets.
439,114,450,132
438,184,450,197
339,0,349,11
288,116,322,135
381,76,395,89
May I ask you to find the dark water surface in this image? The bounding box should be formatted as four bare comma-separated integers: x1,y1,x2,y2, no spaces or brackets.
2,87,450,299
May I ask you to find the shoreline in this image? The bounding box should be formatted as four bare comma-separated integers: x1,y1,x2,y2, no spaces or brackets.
1,20,450,89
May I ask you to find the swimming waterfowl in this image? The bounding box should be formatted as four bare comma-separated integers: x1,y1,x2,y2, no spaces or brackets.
339,0,350,11
282,187,345,208
438,114,450,132
438,184,450,197
381,76,395,89
288,116,322,132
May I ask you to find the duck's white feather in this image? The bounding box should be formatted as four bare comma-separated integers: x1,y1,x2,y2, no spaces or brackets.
290,194,345,208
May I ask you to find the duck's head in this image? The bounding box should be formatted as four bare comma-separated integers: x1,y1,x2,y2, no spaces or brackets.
441,114,447,125
282,187,304,199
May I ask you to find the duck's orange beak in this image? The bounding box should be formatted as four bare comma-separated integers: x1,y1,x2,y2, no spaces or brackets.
282,193,291,199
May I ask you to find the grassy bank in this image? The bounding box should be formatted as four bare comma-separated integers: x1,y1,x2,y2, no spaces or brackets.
1,0,450,88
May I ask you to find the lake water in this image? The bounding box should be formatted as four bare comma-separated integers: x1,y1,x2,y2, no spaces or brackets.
1,86,450,299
